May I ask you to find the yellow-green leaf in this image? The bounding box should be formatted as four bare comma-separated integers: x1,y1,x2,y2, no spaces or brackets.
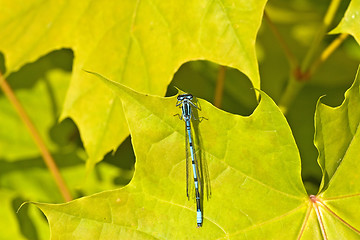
315,68,360,192
34,72,360,238
35,73,309,239
0,0,266,168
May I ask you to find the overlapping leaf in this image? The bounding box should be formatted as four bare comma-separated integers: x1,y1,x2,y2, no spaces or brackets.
0,0,266,168
35,71,360,239
34,73,309,239
315,68,360,192
313,68,360,236
299,69,360,238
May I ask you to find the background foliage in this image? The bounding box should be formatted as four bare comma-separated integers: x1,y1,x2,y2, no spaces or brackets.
0,0,360,239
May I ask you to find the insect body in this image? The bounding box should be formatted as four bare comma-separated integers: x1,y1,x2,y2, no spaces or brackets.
176,93,202,227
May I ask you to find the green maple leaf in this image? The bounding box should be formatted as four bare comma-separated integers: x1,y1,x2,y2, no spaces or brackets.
2,1,360,238
315,69,360,193
0,0,266,168
31,70,360,238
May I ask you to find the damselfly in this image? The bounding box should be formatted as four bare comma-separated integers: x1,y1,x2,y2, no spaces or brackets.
176,93,203,227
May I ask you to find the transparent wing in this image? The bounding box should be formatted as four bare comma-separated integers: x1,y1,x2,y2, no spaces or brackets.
198,149,211,200
183,100,211,201
185,123,194,200
191,107,211,200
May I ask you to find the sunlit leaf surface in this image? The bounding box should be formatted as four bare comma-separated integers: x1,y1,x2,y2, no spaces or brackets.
35,73,360,239
0,0,266,167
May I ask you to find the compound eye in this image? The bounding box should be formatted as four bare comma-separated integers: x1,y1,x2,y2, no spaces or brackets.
177,95,185,100
185,94,193,100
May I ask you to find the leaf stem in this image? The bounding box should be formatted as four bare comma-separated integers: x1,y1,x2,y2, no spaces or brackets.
301,0,342,72
309,33,349,76
264,11,298,69
278,74,305,114
278,0,342,114
0,72,72,202
214,65,226,108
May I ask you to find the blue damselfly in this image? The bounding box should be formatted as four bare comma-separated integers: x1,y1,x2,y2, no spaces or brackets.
176,93,203,227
